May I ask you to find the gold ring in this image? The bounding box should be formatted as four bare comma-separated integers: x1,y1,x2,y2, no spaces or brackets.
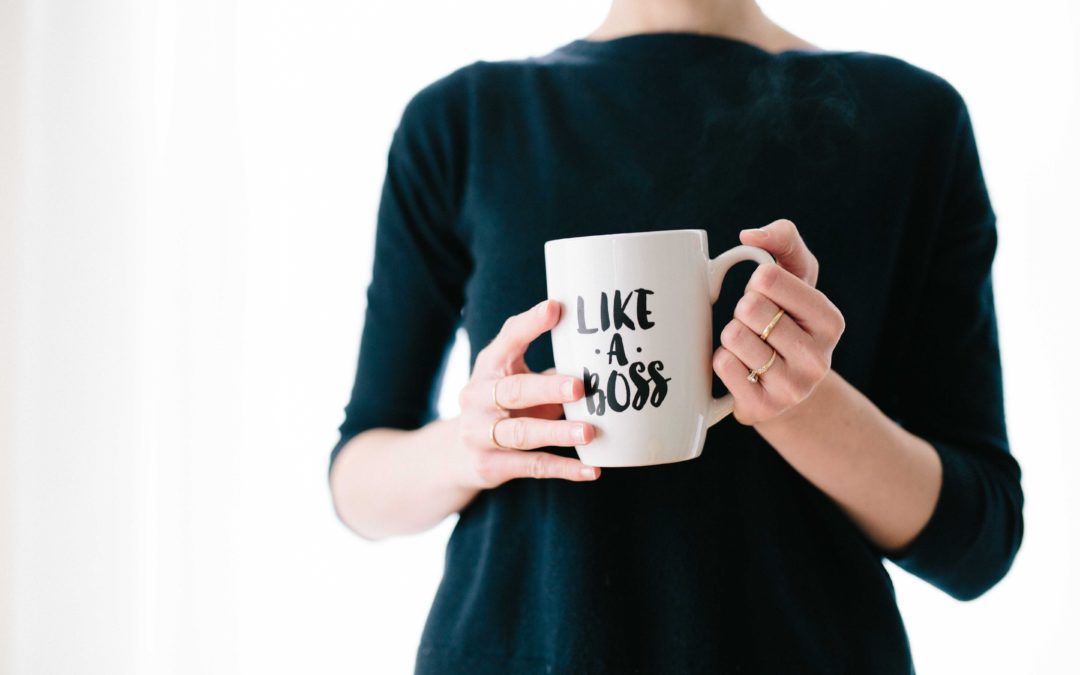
747,349,777,383
760,309,785,341
489,418,507,449
492,378,507,412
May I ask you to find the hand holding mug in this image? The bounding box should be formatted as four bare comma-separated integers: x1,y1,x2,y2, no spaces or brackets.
455,299,601,487
545,228,775,467
713,219,846,425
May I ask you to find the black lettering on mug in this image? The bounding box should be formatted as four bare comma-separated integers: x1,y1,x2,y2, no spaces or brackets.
636,289,655,329
583,361,670,417
583,367,605,416
576,296,597,334
607,371,632,413
606,333,628,366
612,290,635,330
575,287,670,417
576,288,655,335
629,362,650,410
648,361,671,407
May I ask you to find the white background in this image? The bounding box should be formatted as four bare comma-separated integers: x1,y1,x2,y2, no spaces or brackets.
2,0,1078,673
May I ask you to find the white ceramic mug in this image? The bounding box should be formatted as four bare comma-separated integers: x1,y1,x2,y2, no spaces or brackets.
544,229,774,467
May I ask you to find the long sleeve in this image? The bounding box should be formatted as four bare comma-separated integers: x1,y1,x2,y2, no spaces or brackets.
886,88,1024,600
329,71,473,472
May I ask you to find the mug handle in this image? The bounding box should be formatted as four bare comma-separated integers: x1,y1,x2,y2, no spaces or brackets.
706,245,776,427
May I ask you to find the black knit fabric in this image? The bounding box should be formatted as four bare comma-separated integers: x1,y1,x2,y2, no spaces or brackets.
331,33,1023,674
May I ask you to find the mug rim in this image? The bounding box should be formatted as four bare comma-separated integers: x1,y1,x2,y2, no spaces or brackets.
544,228,706,249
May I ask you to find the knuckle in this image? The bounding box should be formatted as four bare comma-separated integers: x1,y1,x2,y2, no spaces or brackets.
734,292,762,324
732,405,756,426
547,422,566,446
475,419,494,449
511,419,528,449
560,422,578,446
720,321,742,346
773,220,798,252
810,297,841,341
472,348,491,373
538,298,557,322
459,414,481,448
751,264,780,292
558,462,576,480
793,337,820,369
803,352,828,382
474,450,497,484
831,308,846,340
712,349,724,373
499,315,517,337
713,348,732,373
529,453,547,479
806,256,820,286
503,375,523,405
818,311,841,343
549,377,566,401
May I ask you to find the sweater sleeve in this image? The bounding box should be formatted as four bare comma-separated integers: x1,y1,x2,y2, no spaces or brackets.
328,71,472,474
885,89,1024,600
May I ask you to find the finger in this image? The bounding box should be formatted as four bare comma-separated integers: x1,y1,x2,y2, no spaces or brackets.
476,299,560,374
478,450,601,483
739,219,819,287
501,367,566,418
711,347,766,421
494,373,583,410
718,319,788,396
733,289,802,349
733,289,823,377
745,264,842,341
492,416,593,451
734,290,783,336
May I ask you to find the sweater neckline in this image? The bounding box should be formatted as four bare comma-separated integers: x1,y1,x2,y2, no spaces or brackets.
556,31,820,63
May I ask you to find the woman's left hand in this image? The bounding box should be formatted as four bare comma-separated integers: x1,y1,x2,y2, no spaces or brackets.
712,219,846,425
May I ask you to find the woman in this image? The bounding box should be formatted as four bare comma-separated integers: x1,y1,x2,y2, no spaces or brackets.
329,0,1024,672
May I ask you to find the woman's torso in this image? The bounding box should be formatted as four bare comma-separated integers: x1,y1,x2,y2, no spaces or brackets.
415,33,959,674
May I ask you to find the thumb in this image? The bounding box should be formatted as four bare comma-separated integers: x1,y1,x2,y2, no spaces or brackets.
739,218,819,287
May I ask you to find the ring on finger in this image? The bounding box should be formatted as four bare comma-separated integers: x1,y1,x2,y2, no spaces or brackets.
747,349,777,383
760,309,785,341
489,417,507,449
492,378,508,412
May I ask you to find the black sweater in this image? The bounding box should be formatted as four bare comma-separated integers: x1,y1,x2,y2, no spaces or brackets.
331,33,1023,674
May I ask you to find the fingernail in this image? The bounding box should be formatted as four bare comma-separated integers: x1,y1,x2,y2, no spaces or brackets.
561,379,576,401
744,227,769,239
573,424,587,443
580,466,597,479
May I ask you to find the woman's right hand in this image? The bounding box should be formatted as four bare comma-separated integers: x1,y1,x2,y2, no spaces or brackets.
455,299,600,489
